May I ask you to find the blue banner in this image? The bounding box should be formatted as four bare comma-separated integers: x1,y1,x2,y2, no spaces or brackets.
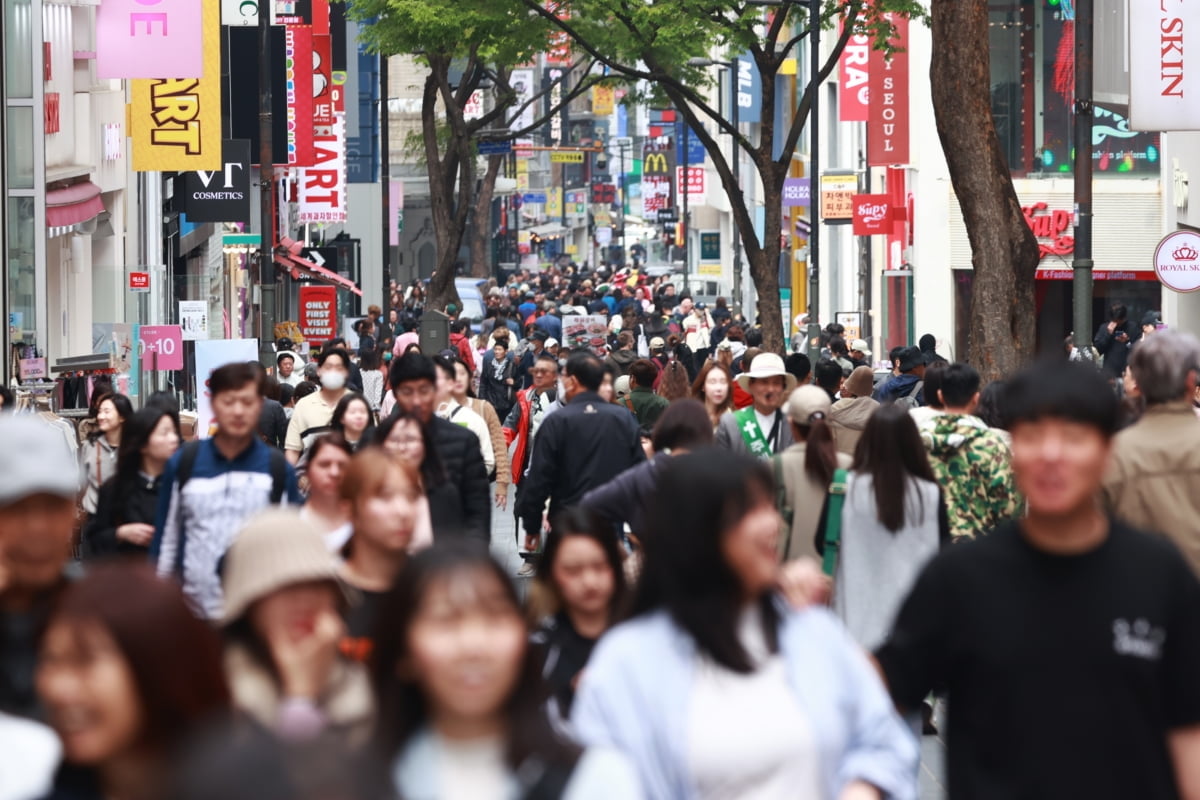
675,121,706,166
735,53,762,124
347,43,379,184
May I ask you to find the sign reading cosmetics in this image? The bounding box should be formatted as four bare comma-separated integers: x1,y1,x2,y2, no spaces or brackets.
178,140,251,222
298,286,338,342
1129,3,1200,131
1154,230,1200,293
867,14,909,166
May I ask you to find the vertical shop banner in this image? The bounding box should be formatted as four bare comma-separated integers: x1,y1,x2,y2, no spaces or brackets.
130,0,221,171
297,117,346,222
1129,4,1200,130
838,15,871,122
867,15,910,166
389,180,404,247
591,85,615,116
298,286,338,343
195,339,260,437
735,53,762,124
510,70,535,132
96,0,202,79
285,26,315,166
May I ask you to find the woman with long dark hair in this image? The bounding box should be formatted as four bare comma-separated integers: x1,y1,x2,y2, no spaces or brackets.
776,385,854,561
83,406,180,558
78,393,134,518
370,542,641,797
37,563,230,800
330,392,376,451
691,360,733,430
816,403,948,651
299,433,355,551
574,449,916,799
530,508,628,726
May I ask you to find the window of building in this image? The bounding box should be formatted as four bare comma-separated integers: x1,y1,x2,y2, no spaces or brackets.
989,0,1159,178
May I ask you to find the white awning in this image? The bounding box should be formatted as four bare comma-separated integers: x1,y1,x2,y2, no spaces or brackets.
527,223,568,238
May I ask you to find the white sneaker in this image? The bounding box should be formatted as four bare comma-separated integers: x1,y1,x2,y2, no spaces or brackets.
517,562,536,577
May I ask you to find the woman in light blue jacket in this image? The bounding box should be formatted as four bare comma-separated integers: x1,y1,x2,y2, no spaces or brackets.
573,449,918,800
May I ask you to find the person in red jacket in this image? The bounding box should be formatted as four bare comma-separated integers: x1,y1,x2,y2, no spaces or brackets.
448,319,476,374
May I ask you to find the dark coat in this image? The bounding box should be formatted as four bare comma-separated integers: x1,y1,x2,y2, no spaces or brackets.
427,417,491,543
478,352,517,420
579,453,670,537
258,398,288,449
516,391,644,534
83,475,161,559
1094,319,1140,376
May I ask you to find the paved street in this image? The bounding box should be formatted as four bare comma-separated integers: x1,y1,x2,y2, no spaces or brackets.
488,483,948,798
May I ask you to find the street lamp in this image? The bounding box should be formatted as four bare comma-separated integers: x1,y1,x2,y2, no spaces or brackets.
687,57,741,314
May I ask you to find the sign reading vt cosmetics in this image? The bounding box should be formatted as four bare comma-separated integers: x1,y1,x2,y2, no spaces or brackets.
178,140,251,222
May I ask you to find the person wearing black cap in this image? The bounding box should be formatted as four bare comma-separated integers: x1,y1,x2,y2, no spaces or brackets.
918,333,947,366
1094,303,1141,377
518,330,550,390
872,346,926,408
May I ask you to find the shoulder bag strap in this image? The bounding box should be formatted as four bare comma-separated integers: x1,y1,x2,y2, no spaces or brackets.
821,468,850,578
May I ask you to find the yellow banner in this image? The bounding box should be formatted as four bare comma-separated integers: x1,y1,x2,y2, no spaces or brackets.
547,187,563,216
591,85,615,116
129,0,221,171
550,151,584,163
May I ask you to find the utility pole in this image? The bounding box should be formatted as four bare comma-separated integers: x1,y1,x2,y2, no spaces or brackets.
730,66,742,318
619,141,628,266
807,0,820,325
682,115,690,295
257,2,276,365
1072,0,1094,356
380,54,391,309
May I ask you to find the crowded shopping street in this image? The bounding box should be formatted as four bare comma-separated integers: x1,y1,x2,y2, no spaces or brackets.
8,0,1200,798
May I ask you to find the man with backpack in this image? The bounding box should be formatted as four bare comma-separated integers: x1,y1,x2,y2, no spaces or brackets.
151,362,302,620
872,346,926,408
917,363,1019,542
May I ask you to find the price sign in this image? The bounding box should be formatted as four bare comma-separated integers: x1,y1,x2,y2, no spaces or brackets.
138,325,184,370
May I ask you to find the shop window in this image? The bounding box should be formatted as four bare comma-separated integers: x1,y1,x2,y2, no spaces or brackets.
7,197,37,348
4,0,34,99
989,0,1159,178
5,106,34,189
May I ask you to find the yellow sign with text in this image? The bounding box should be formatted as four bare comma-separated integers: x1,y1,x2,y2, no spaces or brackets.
129,0,221,171
550,151,585,163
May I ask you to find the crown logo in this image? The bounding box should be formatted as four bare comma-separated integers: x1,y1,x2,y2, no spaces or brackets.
1173,244,1198,261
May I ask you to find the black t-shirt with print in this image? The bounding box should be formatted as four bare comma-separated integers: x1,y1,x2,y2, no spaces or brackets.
876,519,1200,800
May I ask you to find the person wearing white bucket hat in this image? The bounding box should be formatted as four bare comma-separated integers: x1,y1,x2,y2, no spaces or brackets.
714,353,798,458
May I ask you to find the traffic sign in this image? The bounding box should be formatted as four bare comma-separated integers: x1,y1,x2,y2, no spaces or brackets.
550,151,585,163
523,192,547,204
301,247,339,273
478,139,513,156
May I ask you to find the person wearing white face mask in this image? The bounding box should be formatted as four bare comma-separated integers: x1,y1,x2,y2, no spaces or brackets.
285,348,353,465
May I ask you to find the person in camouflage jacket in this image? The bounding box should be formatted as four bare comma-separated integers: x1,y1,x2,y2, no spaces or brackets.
918,364,1021,540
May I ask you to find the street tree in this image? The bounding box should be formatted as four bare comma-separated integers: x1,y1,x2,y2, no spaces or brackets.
526,0,923,354
930,0,1039,379
349,0,600,312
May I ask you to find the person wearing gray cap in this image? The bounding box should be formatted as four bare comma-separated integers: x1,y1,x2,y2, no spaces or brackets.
0,416,81,719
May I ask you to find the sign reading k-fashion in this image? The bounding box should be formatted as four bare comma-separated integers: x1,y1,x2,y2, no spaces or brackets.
179,140,252,222
96,0,202,79
130,0,221,170
1129,1,1199,131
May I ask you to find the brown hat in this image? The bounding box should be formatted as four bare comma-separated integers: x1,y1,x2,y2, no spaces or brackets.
842,366,875,399
221,509,349,625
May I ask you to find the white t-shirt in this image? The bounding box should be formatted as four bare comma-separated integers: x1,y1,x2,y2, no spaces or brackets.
688,608,822,800
753,409,782,454
438,400,495,474
0,714,60,800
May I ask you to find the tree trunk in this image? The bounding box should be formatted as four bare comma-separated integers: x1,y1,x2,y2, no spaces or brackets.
930,0,1039,381
422,64,466,314
468,155,503,279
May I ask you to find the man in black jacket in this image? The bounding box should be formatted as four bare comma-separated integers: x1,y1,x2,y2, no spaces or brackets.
389,353,491,543
516,351,644,554
1093,303,1141,377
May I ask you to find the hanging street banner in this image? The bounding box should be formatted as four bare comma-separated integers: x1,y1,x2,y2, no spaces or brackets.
838,15,871,122
130,0,221,171
178,140,252,222
97,0,202,79
867,14,910,166
297,116,347,222
1129,3,1199,130
285,26,315,166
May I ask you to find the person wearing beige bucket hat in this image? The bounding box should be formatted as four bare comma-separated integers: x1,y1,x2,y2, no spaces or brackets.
715,353,798,458
220,509,374,745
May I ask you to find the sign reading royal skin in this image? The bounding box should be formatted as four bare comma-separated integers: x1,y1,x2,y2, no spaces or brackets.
867,14,909,166
1130,2,1200,131
130,0,221,170
96,0,202,79
179,140,251,222
852,194,891,235
1154,230,1200,293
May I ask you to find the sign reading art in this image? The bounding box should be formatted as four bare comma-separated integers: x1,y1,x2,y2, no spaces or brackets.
1154,230,1200,293
130,0,221,171
299,286,338,342
96,0,202,79
867,14,909,166
1129,3,1199,131
297,116,347,222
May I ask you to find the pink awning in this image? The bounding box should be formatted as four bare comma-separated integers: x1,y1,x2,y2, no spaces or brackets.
46,182,104,228
273,253,362,296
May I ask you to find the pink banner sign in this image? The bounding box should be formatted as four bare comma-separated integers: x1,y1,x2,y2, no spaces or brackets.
96,0,203,79
138,325,184,371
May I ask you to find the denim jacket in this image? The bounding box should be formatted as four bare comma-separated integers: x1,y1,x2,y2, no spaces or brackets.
573,603,918,800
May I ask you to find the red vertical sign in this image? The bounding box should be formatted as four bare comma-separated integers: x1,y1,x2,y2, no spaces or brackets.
285,26,314,167
313,33,334,128
298,286,338,343
867,15,909,166
838,15,871,122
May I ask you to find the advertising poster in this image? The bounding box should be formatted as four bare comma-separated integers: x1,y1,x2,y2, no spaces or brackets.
562,315,609,357
179,300,210,340
96,0,202,79
298,285,338,343
194,339,259,437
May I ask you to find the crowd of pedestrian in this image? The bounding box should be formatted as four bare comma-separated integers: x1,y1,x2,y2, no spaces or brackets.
4,265,1200,799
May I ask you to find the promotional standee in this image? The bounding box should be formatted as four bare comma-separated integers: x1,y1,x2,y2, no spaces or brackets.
194,339,260,436
299,286,339,345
